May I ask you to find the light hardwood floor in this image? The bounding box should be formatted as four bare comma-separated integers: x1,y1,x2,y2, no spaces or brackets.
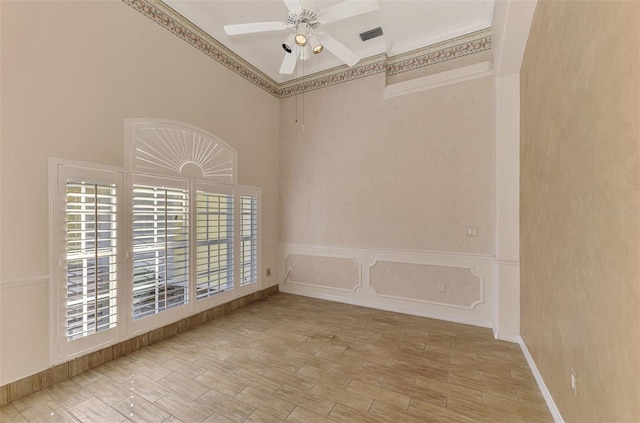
0,293,553,422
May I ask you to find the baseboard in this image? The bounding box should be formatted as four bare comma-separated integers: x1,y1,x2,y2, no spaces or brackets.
279,243,496,332
281,285,494,330
494,329,521,343
517,336,565,423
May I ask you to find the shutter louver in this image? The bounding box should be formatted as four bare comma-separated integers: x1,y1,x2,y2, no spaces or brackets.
196,191,234,298
132,184,189,319
240,194,258,286
66,179,118,341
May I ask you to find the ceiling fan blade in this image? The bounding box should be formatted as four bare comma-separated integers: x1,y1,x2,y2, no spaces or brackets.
319,34,360,67
283,0,302,12
224,22,286,36
319,0,379,24
279,45,299,74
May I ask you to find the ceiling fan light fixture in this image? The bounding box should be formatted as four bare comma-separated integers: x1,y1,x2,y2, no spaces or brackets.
295,32,308,46
224,0,376,75
282,33,295,53
310,35,323,54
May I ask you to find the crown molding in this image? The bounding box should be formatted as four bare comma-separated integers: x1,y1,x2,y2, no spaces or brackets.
388,21,491,56
124,0,492,98
276,54,388,98
387,28,492,76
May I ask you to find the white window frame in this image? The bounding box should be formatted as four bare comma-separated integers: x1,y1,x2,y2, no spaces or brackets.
237,186,261,294
50,120,261,364
191,182,237,313
128,175,192,335
49,159,126,363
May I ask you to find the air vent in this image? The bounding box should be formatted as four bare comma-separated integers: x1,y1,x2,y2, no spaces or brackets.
359,27,383,42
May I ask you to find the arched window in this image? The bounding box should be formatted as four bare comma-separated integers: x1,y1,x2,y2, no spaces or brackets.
49,119,260,363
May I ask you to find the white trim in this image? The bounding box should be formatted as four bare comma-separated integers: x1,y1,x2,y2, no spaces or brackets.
492,0,539,76
372,290,484,311
280,242,496,261
0,275,49,289
497,258,520,266
48,157,126,174
285,280,360,293
494,330,521,343
388,21,492,57
281,287,495,329
518,336,565,423
124,118,238,184
384,61,493,99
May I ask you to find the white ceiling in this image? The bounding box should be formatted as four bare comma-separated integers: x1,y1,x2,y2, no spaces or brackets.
163,0,494,83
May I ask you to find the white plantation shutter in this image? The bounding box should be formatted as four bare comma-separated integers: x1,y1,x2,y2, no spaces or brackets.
51,120,262,364
196,187,234,299
240,193,259,286
65,179,119,341
132,181,189,319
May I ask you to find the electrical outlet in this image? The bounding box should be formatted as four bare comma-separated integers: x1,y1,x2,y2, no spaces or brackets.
266,268,271,277
571,368,578,396
467,226,479,237
438,282,446,293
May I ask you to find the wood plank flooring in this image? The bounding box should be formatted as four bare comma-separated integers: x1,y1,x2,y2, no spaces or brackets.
0,293,553,422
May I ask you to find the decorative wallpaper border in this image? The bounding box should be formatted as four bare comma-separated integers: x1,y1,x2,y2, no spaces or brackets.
387,29,492,76
276,54,387,98
278,29,492,98
124,0,492,98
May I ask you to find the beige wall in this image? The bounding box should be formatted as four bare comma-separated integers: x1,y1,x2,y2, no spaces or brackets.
0,1,279,384
280,73,495,254
521,1,640,421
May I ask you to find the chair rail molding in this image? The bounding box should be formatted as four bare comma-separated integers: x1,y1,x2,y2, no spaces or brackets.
0,275,49,289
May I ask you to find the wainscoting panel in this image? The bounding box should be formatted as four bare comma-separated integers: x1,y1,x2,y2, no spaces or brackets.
284,254,360,291
370,261,482,309
279,243,495,328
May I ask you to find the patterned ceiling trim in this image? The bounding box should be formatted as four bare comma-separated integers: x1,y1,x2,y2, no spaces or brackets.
387,28,492,76
276,54,387,98
123,0,492,99
278,28,492,98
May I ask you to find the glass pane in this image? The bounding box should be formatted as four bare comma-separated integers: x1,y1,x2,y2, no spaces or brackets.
240,195,257,286
196,191,234,299
65,179,117,341
132,184,188,320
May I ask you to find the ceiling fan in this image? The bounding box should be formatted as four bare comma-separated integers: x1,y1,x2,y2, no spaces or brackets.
223,0,379,74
